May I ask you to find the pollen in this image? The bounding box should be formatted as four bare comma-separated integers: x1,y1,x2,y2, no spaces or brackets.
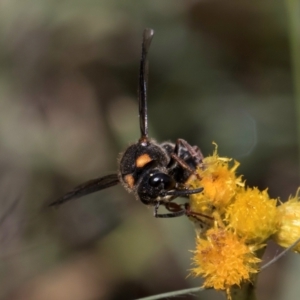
191,228,260,295
226,187,278,243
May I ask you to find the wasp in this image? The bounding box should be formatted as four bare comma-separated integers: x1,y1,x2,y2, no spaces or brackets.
50,28,204,218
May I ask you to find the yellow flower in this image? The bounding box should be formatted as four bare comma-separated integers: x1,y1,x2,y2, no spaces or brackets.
189,144,243,213
191,228,260,296
188,144,300,298
273,191,300,253
225,188,278,243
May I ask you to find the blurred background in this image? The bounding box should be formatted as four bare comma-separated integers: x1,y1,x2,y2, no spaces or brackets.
0,0,299,299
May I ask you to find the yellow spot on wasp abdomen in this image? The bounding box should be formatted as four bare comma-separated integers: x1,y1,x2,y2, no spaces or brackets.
124,174,135,189
136,154,152,168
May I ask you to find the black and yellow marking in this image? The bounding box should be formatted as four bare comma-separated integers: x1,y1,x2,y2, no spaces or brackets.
136,153,152,168
124,174,135,189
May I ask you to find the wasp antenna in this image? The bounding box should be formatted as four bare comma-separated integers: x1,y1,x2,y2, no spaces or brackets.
139,28,154,145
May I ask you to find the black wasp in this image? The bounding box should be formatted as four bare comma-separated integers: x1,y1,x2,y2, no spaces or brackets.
50,28,204,218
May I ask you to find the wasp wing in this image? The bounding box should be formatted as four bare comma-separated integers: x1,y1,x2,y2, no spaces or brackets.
49,174,119,206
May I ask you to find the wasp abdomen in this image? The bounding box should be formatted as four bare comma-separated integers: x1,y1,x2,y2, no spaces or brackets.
118,142,170,191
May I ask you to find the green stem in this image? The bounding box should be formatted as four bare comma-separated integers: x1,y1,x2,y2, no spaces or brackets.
230,247,266,300
135,287,204,300
230,281,257,300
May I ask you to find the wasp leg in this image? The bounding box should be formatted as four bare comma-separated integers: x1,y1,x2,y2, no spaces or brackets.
184,203,214,221
170,153,195,176
153,202,186,218
175,139,204,164
163,187,203,197
168,139,204,180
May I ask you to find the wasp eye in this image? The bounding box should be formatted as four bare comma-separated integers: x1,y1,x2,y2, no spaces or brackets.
149,173,175,190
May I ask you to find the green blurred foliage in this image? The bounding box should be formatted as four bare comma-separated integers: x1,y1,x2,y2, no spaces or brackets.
0,0,299,299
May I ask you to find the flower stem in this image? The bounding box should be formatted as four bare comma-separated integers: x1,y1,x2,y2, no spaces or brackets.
229,281,257,300
135,286,204,300
229,247,265,300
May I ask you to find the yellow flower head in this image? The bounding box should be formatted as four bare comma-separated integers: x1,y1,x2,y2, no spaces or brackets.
188,144,300,297
226,188,278,243
273,190,300,253
191,228,260,295
189,144,244,213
